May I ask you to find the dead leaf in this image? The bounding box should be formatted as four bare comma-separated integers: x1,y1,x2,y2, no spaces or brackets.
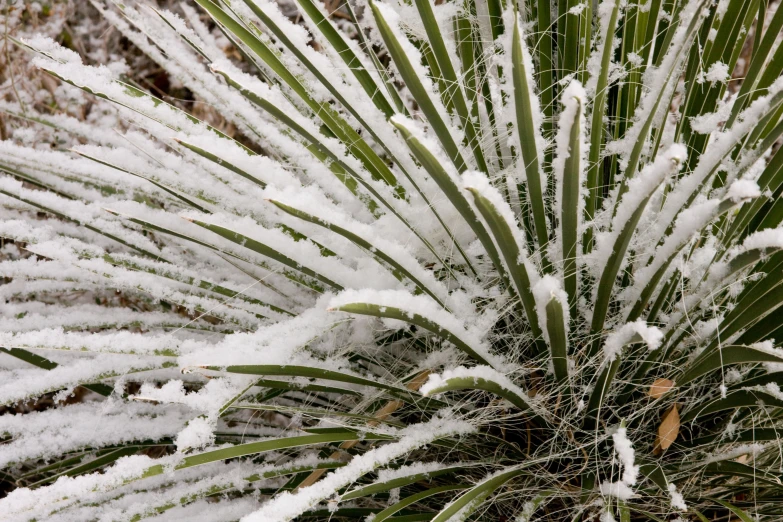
649,378,675,399
653,404,680,455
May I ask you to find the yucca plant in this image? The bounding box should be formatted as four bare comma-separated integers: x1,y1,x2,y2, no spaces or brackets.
2,0,783,519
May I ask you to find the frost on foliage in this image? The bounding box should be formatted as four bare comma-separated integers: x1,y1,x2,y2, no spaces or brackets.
502,9,547,187
241,416,474,522
176,416,216,452
371,2,466,150
651,77,783,252
584,0,626,93
738,228,783,253
605,1,704,172
461,170,538,275
602,320,663,362
591,144,686,281
134,378,241,415
421,365,533,410
532,275,569,345
328,289,506,370
551,80,588,265
0,353,162,406
1,454,159,518
702,443,769,467
599,427,639,500
0,401,191,468
690,94,735,134
2,0,783,519
177,296,338,368
375,461,449,483
622,180,759,314
133,377,251,452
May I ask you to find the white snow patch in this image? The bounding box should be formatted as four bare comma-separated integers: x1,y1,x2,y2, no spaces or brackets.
726,179,761,203
599,427,639,500
668,483,687,510
697,61,730,84
532,276,569,346
602,320,663,362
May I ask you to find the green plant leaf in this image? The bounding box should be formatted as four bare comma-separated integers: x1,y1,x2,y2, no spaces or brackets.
511,13,549,257
373,484,468,522
678,344,783,386
429,467,524,522
332,301,494,367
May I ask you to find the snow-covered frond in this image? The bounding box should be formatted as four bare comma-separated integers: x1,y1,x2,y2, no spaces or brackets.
2,0,783,520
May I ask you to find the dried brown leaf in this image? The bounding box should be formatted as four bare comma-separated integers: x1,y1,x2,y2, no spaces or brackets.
649,378,675,399
653,404,680,455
